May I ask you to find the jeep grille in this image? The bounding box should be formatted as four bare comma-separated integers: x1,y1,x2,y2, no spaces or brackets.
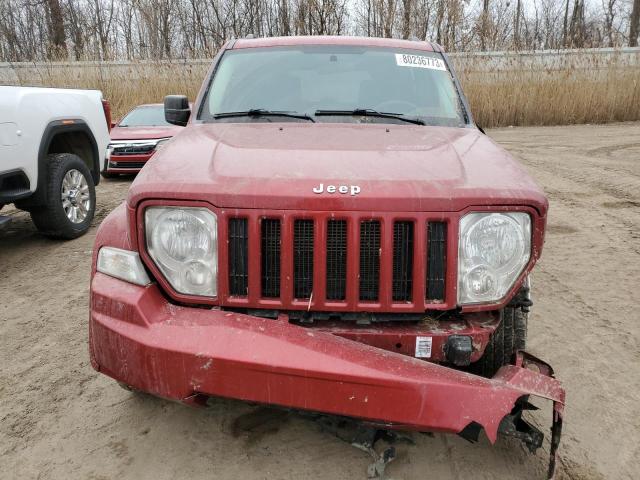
221,211,450,312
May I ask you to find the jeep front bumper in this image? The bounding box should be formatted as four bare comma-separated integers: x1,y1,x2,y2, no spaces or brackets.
90,272,564,479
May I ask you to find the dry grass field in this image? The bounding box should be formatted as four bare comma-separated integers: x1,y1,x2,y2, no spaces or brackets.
5,53,639,127
463,67,640,127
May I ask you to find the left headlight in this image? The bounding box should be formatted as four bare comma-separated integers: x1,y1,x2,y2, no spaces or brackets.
145,207,218,297
458,212,531,305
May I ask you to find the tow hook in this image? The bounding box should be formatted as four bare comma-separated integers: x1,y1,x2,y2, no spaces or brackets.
445,335,473,366
509,276,533,312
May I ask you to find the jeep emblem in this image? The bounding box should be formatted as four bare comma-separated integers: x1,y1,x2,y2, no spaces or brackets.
312,183,361,196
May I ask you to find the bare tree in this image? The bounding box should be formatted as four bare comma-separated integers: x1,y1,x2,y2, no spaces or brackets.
514,0,521,49
47,0,67,57
401,0,411,39
1,0,638,62
602,0,615,47
479,0,489,50
630,0,640,47
568,0,585,47
562,0,570,46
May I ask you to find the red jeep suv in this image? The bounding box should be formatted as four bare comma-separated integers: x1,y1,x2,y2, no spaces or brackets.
90,36,564,478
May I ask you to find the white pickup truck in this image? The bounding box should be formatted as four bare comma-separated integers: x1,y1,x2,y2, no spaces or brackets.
0,86,111,238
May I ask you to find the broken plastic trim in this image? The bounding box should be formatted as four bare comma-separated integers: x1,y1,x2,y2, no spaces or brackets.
497,351,564,480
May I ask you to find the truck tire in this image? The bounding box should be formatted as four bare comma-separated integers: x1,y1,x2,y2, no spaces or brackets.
30,153,96,239
472,306,528,378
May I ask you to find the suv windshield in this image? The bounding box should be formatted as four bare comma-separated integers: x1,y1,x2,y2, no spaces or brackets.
119,105,170,127
200,45,467,127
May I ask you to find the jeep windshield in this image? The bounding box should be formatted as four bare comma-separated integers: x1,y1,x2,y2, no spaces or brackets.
199,45,467,127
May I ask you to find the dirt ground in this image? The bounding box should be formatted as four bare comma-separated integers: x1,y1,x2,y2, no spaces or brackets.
1,123,639,480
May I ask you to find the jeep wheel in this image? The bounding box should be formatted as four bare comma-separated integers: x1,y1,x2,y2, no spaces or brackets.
471,306,528,378
30,153,96,239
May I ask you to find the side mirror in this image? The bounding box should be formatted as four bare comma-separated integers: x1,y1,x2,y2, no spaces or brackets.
164,95,191,127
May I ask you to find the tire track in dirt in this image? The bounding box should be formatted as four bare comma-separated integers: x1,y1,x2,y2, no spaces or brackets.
491,124,640,480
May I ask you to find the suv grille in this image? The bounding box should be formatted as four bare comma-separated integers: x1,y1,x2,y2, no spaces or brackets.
359,220,381,301
392,221,414,301
108,161,147,169
222,213,450,312
293,220,314,299
228,218,249,296
426,221,447,301
111,144,156,155
326,220,347,300
261,219,281,297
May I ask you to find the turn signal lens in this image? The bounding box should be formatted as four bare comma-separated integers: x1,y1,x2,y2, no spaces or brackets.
97,247,151,286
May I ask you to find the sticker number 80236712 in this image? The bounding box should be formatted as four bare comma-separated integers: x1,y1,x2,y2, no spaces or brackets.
395,53,447,71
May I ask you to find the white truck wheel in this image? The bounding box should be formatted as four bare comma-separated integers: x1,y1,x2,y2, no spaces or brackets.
30,153,96,239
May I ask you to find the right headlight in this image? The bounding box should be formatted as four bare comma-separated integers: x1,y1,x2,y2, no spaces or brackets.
458,212,531,305
145,206,218,297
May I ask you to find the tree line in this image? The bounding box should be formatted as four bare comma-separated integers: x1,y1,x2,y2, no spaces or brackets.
1,0,639,62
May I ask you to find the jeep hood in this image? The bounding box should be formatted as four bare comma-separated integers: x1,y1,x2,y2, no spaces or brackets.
110,124,182,141
128,123,547,214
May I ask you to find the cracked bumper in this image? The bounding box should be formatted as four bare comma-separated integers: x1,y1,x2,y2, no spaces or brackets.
90,272,564,477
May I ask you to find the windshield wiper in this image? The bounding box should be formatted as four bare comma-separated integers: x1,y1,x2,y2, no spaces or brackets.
213,109,315,122
314,108,425,126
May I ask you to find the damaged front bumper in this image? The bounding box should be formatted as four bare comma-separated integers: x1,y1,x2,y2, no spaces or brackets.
90,273,564,478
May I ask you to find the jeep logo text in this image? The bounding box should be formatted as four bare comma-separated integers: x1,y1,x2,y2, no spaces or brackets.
312,183,361,196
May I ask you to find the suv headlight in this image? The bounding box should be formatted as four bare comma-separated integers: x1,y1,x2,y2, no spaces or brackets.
145,207,218,297
458,212,531,305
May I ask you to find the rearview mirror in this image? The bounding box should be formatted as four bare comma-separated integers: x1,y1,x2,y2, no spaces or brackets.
164,95,191,127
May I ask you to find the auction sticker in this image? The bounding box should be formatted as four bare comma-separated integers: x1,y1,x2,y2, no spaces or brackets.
395,53,447,71
415,336,433,358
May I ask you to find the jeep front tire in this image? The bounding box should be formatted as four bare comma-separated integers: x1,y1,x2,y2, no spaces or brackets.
472,306,528,378
30,153,96,239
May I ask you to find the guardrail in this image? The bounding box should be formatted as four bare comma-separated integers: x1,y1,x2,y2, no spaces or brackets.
1,46,639,84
